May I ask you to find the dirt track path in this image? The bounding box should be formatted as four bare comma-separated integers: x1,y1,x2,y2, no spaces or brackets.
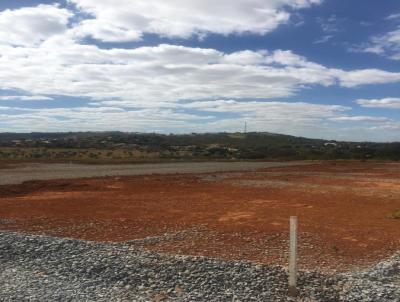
0,161,306,185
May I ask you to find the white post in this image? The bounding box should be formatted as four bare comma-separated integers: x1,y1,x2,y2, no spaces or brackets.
288,216,299,297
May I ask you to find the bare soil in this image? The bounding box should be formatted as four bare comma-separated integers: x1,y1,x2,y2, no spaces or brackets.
0,161,304,185
0,161,399,271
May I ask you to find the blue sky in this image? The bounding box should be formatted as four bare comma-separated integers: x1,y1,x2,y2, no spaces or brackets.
0,0,399,141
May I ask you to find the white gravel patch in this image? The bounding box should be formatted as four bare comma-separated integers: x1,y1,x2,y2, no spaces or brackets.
0,231,398,301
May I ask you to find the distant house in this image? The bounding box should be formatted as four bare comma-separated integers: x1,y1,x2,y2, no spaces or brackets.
324,142,337,147
11,140,22,145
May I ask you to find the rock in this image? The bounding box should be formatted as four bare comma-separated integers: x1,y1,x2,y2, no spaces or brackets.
0,231,398,301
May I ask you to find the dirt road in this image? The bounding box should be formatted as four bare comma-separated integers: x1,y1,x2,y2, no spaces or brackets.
0,161,305,185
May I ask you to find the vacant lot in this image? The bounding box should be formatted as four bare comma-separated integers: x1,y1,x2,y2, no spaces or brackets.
0,161,399,271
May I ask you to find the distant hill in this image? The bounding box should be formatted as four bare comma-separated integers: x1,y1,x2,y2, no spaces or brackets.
0,131,399,161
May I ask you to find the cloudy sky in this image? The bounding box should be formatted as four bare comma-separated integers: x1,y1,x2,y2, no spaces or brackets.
0,0,399,141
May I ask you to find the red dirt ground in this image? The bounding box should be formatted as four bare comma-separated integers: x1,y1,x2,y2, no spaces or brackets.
0,161,399,271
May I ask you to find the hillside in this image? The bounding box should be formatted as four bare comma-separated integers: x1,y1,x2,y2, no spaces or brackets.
0,132,399,162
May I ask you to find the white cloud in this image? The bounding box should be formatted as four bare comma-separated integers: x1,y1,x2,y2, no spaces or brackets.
356,98,400,109
353,27,400,60
0,100,359,135
333,69,400,87
71,19,142,42
0,4,72,46
0,95,53,101
316,15,343,33
0,1,398,141
1,42,400,107
373,122,400,131
386,13,400,21
0,106,214,133
0,99,398,141
329,116,391,123
69,0,321,42
182,99,349,118
313,35,333,44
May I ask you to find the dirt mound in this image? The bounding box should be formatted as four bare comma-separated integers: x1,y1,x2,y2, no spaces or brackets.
0,180,90,198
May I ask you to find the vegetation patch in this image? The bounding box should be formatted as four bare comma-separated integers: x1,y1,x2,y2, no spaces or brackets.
227,133,247,139
388,209,400,219
1,132,400,162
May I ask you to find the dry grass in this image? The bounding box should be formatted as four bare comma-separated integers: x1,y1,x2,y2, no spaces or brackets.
388,209,400,219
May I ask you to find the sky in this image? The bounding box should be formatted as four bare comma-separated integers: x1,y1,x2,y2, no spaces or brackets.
0,0,399,141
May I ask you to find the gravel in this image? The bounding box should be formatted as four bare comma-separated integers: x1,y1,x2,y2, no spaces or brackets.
0,231,398,302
